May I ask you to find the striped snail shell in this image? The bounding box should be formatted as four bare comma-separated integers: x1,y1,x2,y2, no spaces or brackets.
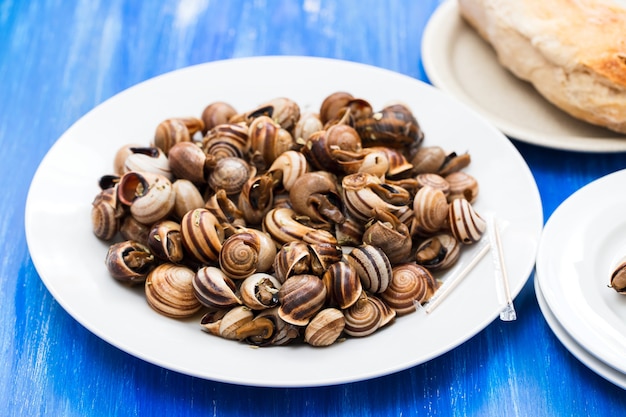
322,261,362,309
180,208,225,264
91,186,123,241
343,294,395,337
346,244,393,294
240,273,282,310
277,274,327,326
145,263,202,318
304,308,345,347
412,185,449,237
117,171,176,225
448,198,486,244
218,229,275,280
193,266,241,309
381,263,439,315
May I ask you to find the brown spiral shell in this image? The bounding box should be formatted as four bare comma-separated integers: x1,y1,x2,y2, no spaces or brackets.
346,244,393,294
153,118,191,155
342,295,382,337
448,198,486,244
180,208,225,264
203,122,250,159
381,263,439,315
91,187,123,241
145,263,202,318
322,261,362,309
208,156,253,196
219,231,263,280
277,274,327,326
304,308,346,347
272,241,312,283
412,185,449,237
193,266,242,309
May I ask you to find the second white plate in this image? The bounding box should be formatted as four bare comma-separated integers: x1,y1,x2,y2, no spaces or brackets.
422,0,626,152
536,169,626,375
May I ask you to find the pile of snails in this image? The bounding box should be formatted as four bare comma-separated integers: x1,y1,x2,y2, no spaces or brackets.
91,92,487,347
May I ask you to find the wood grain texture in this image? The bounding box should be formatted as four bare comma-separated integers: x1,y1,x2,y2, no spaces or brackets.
2,0,626,415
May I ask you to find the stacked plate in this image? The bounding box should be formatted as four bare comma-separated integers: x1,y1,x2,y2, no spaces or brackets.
423,1,626,388
535,170,626,389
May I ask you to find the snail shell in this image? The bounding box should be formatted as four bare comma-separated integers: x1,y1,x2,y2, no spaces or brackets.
180,208,225,264
410,146,447,175
445,171,479,203
203,123,250,160
362,208,412,265
92,187,124,241
248,115,296,170
219,229,276,280
147,220,185,264
416,173,450,196
105,240,156,285
289,171,345,225
412,185,449,237
172,179,205,220
381,263,439,315
346,244,393,294
201,102,238,133
145,263,202,318
302,124,362,173
415,233,460,270
243,307,300,346
322,261,362,309
153,118,192,155
118,171,176,225
277,274,327,326
200,309,228,336
208,156,253,196
267,150,310,192
123,147,173,180
273,241,312,283
354,103,423,157
218,306,254,340
240,273,282,310
342,172,411,222
610,261,626,293
238,173,275,225
319,91,354,124
119,215,151,245
168,141,208,184
294,112,323,144
204,189,246,235
263,207,338,248
342,294,383,338
308,242,343,276
448,198,486,244
243,97,301,131
304,308,345,347
193,266,242,309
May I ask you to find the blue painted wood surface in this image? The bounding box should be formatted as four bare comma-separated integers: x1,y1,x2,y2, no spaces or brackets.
3,0,626,415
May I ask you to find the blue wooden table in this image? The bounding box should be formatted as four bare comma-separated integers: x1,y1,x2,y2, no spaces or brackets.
4,0,626,415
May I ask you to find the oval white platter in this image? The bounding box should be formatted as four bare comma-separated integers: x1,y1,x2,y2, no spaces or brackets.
422,0,626,152
25,56,542,387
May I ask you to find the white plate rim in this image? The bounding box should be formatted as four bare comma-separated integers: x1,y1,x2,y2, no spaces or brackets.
24,56,543,387
421,0,626,153
536,169,626,375
534,277,626,390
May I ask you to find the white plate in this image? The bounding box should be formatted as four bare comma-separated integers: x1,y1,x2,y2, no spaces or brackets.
25,56,542,387
422,0,626,152
536,169,626,375
534,277,626,390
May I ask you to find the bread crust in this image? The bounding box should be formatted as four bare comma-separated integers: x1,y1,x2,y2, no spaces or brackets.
458,0,626,134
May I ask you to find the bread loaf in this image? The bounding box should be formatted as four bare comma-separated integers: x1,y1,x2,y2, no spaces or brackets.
458,0,626,134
